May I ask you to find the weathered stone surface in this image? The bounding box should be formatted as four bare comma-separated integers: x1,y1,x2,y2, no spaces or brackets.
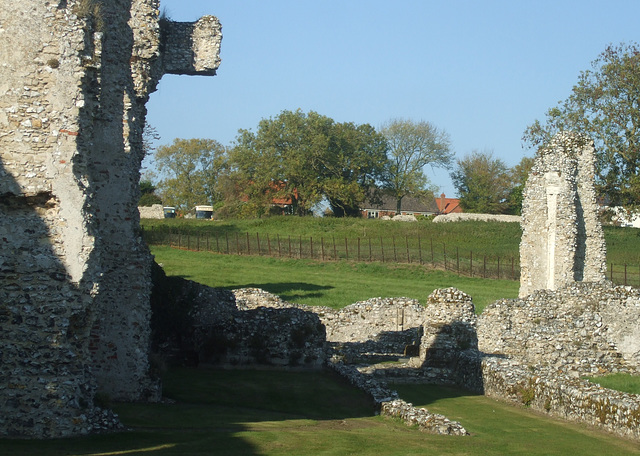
0,0,221,438
138,204,164,219
479,282,640,375
433,213,521,223
519,131,606,297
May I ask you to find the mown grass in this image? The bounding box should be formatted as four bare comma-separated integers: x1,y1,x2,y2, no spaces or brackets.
586,373,640,395
141,216,640,265
3,368,639,456
142,216,522,259
150,245,519,312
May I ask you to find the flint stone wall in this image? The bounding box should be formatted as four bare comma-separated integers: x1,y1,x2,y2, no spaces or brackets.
478,282,640,375
138,204,164,219
160,282,640,439
519,131,606,297
0,0,221,438
432,213,521,223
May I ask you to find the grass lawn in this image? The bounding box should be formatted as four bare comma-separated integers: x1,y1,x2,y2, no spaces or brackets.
150,245,519,312
586,373,640,395
141,216,640,266
2,368,639,456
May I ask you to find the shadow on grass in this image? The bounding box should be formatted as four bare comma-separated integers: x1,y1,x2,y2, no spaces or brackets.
227,282,335,303
0,367,375,456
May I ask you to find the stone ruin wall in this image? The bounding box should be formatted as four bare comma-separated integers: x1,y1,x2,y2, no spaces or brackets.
519,131,607,297
0,0,221,438
194,284,640,440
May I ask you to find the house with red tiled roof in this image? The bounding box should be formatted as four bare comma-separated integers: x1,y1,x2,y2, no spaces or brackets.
436,193,462,214
360,193,439,219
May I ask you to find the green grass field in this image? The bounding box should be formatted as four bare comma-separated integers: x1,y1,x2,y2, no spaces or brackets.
2,368,639,456
150,245,519,312
141,216,640,265
586,373,640,395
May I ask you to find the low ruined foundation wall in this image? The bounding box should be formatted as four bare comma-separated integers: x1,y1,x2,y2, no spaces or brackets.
469,357,640,440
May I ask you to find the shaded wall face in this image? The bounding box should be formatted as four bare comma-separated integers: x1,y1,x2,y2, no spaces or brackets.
0,0,157,436
0,2,102,437
0,0,221,438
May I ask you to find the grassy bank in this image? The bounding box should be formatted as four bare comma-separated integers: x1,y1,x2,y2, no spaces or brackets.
2,368,638,456
150,246,519,312
141,216,640,263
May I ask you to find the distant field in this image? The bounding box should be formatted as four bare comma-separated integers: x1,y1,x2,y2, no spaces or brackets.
142,216,640,286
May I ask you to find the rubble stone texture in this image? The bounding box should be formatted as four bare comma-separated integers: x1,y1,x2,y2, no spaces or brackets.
519,131,606,297
0,0,221,438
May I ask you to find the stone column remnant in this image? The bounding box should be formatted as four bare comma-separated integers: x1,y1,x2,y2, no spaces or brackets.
0,0,221,438
519,131,606,298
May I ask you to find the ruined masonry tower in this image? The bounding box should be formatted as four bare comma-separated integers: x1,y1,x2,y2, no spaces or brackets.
519,131,607,297
0,0,221,437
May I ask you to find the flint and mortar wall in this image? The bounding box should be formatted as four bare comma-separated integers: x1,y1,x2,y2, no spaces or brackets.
0,0,221,438
519,132,606,297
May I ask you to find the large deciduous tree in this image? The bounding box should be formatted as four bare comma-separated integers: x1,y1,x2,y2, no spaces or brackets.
522,42,640,207
155,138,227,211
230,109,387,217
451,150,512,214
380,118,453,214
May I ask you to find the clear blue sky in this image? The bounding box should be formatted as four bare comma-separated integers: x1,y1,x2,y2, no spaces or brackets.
146,0,640,197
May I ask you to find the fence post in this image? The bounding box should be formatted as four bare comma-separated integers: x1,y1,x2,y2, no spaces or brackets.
288,235,292,257
196,234,200,251
483,256,487,278
369,238,372,262
333,237,337,260
310,237,314,259
406,236,410,264
393,236,397,262
321,237,325,261
277,234,281,257
358,238,361,262
470,251,473,277
345,238,349,260
610,263,613,281
246,232,251,255
236,233,240,255
456,247,459,273
226,233,230,254
418,235,422,264
430,238,434,264
299,235,302,259
267,234,272,256
511,257,515,280
625,264,628,286
380,237,385,263
256,233,261,255
216,235,220,253
443,243,447,270
497,257,500,279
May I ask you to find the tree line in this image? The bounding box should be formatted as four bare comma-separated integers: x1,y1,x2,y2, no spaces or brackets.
142,42,640,217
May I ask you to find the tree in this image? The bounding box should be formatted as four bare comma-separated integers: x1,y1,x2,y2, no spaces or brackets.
230,109,387,217
380,118,453,214
506,156,534,215
451,150,512,214
138,179,162,206
522,42,640,207
320,122,387,217
154,138,227,211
